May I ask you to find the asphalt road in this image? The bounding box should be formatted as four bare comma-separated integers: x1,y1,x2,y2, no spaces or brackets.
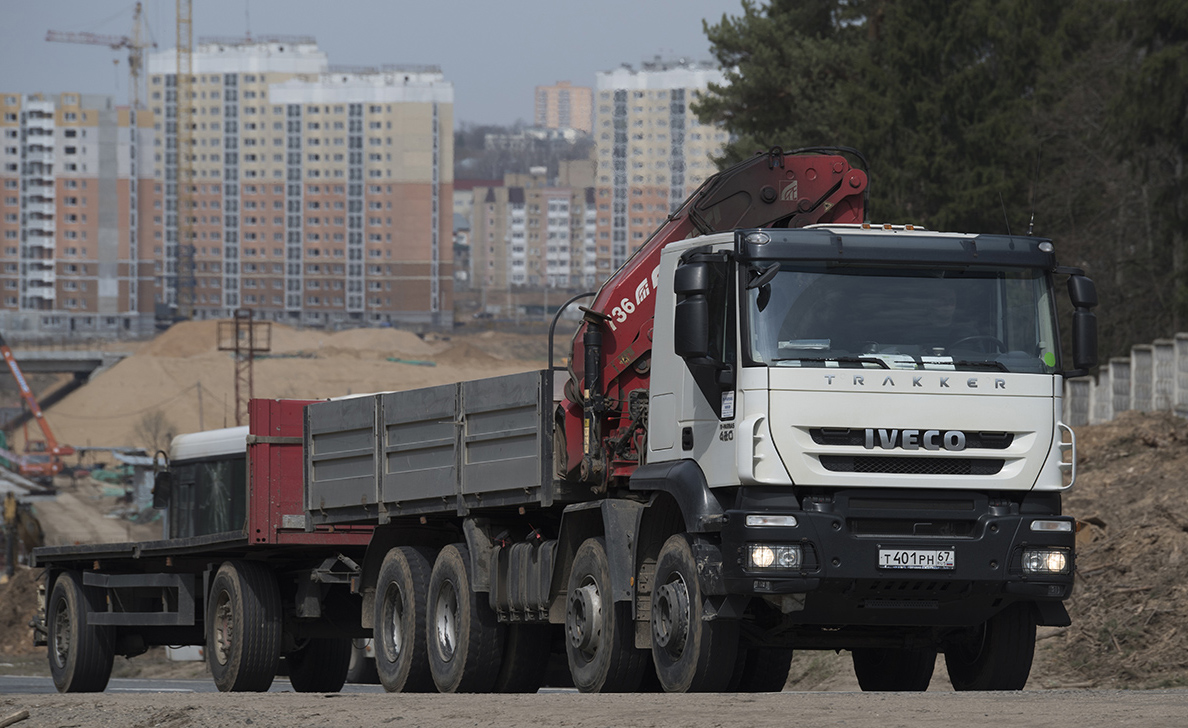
1,680,1186,728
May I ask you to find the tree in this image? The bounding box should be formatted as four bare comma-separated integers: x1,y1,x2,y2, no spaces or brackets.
696,0,864,166
134,409,176,456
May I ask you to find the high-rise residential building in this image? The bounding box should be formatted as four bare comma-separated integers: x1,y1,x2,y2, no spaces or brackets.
146,37,454,328
593,58,728,268
0,92,156,337
534,81,593,134
469,160,599,295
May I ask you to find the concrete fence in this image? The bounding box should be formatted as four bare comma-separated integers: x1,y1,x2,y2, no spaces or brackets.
1063,333,1188,425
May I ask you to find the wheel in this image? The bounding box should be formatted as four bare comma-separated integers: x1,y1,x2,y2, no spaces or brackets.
287,637,352,692
346,639,380,684
491,623,551,693
950,335,1007,353
373,546,435,692
650,534,738,692
945,602,1036,690
47,571,114,693
426,543,505,693
565,537,647,693
729,646,794,692
206,560,282,692
851,646,937,691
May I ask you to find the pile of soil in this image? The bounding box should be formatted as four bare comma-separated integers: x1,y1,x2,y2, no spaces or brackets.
0,566,39,656
1037,410,1188,689
14,322,550,453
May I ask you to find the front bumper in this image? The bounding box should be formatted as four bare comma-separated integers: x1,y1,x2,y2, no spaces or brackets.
717,489,1075,627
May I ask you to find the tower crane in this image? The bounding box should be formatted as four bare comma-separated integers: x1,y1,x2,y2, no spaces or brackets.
46,2,156,110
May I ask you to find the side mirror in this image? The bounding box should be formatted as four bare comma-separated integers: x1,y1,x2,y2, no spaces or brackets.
1073,309,1097,371
1067,275,1098,373
152,471,172,509
673,261,710,359
1068,275,1098,309
674,296,709,358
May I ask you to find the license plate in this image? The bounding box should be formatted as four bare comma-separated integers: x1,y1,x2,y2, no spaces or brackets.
878,549,955,570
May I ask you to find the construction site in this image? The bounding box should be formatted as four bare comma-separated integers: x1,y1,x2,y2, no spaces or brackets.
2,322,1188,696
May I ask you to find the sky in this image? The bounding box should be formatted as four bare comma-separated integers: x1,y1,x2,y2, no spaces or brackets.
1,0,745,127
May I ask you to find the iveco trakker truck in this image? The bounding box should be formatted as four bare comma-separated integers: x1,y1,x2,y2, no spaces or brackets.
33,148,1097,694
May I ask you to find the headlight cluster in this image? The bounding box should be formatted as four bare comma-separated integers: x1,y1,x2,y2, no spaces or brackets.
1021,547,1070,574
746,543,802,570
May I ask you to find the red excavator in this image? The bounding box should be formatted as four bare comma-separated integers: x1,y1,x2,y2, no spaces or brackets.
0,332,74,483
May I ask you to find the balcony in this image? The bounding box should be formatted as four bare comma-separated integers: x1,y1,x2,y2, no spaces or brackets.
24,150,54,166
26,218,54,235
26,287,56,303
26,268,56,286
25,202,54,217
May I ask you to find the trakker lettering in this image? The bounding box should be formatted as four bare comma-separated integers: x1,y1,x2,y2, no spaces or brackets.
825,375,1007,389
863,428,968,451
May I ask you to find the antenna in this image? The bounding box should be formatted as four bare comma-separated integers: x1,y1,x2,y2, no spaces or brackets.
998,192,1012,236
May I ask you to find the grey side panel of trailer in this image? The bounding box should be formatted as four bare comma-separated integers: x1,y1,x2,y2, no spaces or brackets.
380,383,457,505
460,371,547,498
305,396,380,515
306,370,557,525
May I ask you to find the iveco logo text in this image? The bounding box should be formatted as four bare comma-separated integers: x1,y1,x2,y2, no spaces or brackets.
864,429,967,452
823,375,1006,389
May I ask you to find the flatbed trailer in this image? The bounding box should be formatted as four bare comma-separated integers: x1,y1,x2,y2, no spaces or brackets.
32,399,373,692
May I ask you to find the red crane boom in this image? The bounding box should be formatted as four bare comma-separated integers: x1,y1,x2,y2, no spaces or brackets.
560,147,869,488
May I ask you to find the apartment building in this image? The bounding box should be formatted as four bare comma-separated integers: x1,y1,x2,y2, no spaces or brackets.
593,58,728,268
534,81,593,134
468,160,599,295
0,92,155,337
146,37,454,328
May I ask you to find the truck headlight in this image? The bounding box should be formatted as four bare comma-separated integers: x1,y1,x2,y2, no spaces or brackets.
1021,547,1070,574
747,544,802,570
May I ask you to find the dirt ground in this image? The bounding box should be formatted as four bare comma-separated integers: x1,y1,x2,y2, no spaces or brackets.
2,689,1188,728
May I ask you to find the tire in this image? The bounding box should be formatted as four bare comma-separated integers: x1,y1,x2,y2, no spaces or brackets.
346,639,380,684
374,546,435,692
650,534,738,693
492,623,551,693
851,647,937,691
287,637,352,693
47,571,114,693
206,560,282,692
945,602,1037,691
565,537,647,693
426,543,505,693
729,646,794,692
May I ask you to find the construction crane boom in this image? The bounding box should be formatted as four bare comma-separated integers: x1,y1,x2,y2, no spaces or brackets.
45,2,155,110
0,332,74,482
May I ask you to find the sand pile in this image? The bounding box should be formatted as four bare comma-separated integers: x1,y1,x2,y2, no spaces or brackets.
15,323,550,453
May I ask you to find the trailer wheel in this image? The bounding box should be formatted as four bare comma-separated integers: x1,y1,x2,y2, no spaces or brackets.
945,602,1036,690
492,623,552,693
374,546,435,692
851,647,937,691
650,534,738,692
729,647,795,692
426,543,505,693
346,638,380,684
565,537,647,693
47,571,114,693
286,637,352,692
206,560,282,692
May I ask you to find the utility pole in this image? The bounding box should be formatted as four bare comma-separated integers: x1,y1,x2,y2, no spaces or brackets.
175,0,196,320
217,309,271,426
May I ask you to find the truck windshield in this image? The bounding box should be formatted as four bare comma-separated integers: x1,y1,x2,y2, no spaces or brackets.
746,265,1059,374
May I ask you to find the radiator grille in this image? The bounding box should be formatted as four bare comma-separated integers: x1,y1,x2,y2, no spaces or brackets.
819,456,1004,476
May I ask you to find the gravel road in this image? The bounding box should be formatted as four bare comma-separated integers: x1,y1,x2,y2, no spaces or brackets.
2,689,1186,728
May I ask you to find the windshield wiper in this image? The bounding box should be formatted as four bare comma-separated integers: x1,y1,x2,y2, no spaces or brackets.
771,356,891,370
950,359,1010,372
